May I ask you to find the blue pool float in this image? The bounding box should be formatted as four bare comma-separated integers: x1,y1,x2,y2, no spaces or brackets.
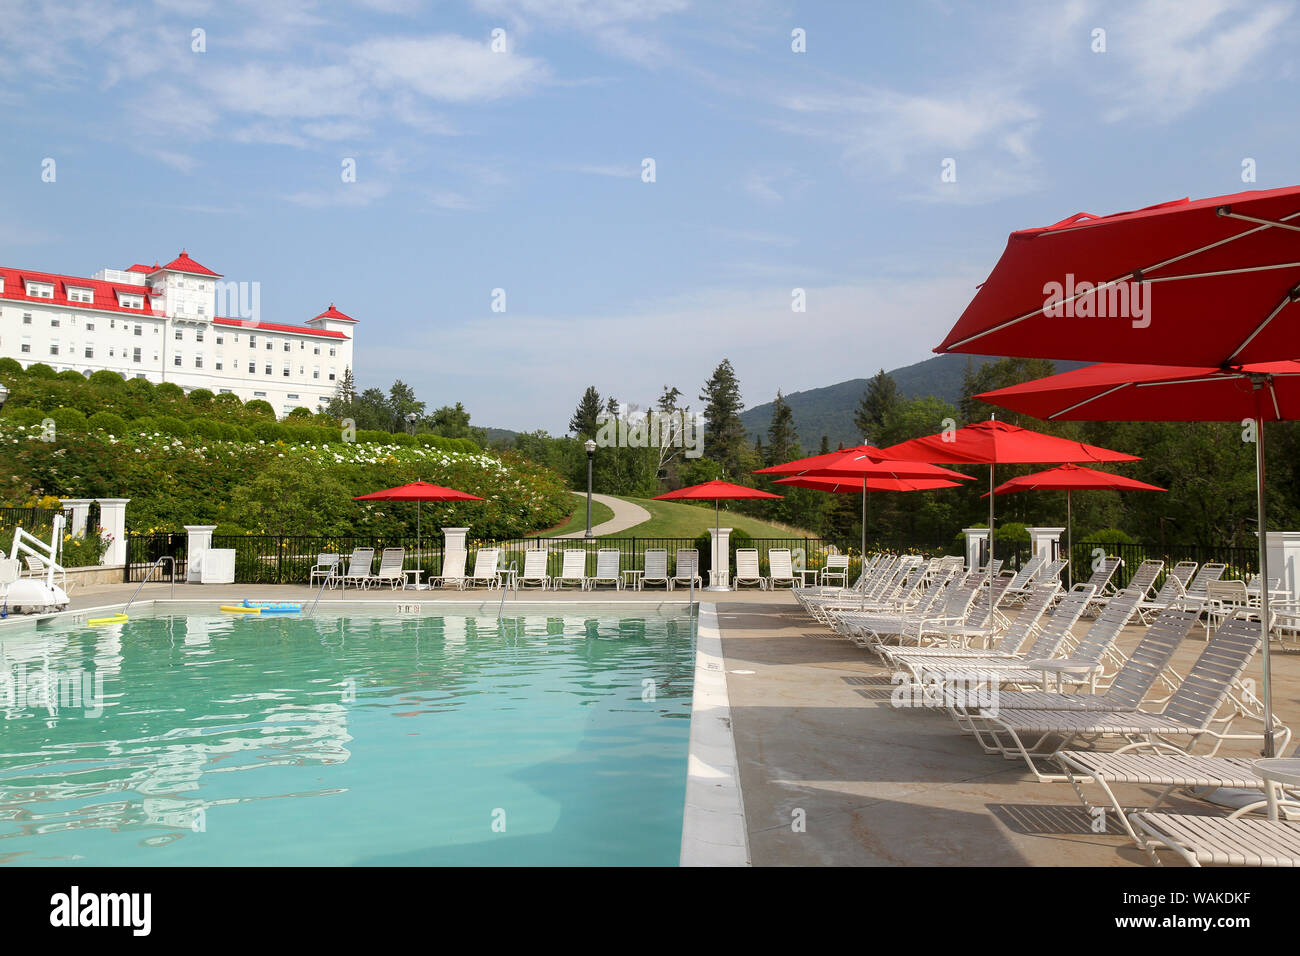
241,599,302,615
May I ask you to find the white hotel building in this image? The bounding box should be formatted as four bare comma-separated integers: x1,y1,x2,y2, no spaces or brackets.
0,250,356,417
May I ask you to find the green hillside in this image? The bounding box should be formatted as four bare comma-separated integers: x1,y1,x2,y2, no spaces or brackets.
741,354,1087,449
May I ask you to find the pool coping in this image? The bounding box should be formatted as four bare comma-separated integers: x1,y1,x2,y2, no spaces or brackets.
679,603,750,867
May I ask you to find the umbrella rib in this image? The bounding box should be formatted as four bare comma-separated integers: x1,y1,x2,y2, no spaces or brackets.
1228,284,1300,363
945,217,1293,351
1218,209,1300,235
1046,382,1132,419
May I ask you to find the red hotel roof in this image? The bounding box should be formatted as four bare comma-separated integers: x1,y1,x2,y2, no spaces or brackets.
311,303,358,323
158,250,221,277
0,266,162,317
212,316,347,339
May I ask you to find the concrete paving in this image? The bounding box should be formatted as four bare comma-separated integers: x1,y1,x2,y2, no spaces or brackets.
715,598,1300,866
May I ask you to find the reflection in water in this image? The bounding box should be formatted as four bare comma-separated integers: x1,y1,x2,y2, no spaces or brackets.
0,609,695,865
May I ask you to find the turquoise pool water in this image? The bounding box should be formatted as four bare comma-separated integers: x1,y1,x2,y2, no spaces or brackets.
0,605,696,866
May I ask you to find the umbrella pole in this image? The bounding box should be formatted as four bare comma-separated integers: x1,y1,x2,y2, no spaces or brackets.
1255,415,1276,758
1066,490,1073,588
988,464,995,597
860,484,866,568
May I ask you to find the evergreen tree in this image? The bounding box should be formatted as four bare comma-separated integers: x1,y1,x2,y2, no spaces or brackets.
766,390,800,467
699,359,746,477
819,435,830,455
960,357,1056,424
854,369,899,445
388,380,425,431
569,386,603,438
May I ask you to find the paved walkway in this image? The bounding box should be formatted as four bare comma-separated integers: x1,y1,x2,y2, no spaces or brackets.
558,492,650,537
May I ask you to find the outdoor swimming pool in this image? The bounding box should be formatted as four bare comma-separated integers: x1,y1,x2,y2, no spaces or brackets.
0,604,697,866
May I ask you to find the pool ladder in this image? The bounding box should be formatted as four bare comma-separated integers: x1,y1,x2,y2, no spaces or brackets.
496,560,518,621
123,556,176,615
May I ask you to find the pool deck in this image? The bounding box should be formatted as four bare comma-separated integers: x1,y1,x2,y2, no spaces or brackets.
9,582,1299,866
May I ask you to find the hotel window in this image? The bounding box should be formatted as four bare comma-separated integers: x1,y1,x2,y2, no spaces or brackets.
50,317,60,328
174,354,183,367
328,368,336,382
118,294,143,309
85,320,94,332
68,287,93,304
195,329,204,343
299,342,305,350
134,324,143,336
22,312,31,325
133,348,142,363
108,348,115,357
298,366,304,375
20,337,30,354
215,360,223,371
175,328,183,340
287,393,300,400
249,336,256,348
195,356,203,369
84,345,93,359
110,319,116,329
312,345,320,355
253,391,266,398
312,366,320,379
282,362,290,377
264,362,272,375
215,334,223,345
265,341,273,351
197,304,206,317
248,361,256,374
283,342,290,352
219,389,232,394
26,281,54,298
49,342,59,356
329,347,336,357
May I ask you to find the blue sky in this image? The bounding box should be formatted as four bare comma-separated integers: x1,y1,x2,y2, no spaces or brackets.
2,0,1298,431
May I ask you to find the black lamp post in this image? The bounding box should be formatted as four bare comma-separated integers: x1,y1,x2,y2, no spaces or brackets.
405,412,417,435
584,439,596,538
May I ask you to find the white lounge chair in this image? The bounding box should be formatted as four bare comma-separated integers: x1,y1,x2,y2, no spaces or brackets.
586,549,621,590
1136,560,1198,624
1131,810,1300,867
968,616,1266,781
733,549,765,590
309,552,339,589
339,547,374,589
820,554,850,587
670,549,702,590
466,548,501,588
520,549,550,589
429,550,467,590
369,547,406,589
641,549,670,590
553,549,587,590
768,549,796,589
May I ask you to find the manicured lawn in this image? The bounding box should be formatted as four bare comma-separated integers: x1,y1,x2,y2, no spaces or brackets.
536,498,615,536
606,497,814,539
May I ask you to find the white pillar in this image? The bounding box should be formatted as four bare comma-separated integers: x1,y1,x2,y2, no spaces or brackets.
184,525,217,582
442,527,468,553
98,498,130,566
1026,527,1065,563
1260,531,1300,601
962,527,989,572
60,498,92,537
706,527,732,591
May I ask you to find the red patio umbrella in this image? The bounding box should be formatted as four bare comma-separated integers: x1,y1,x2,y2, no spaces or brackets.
880,420,1140,597
653,480,782,590
759,445,975,559
983,463,1167,587
934,184,1300,367
978,360,1300,755
353,481,485,556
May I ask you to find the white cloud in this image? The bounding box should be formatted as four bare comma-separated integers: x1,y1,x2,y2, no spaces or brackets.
1097,0,1294,120
351,35,548,102
361,271,980,430
557,162,639,178
282,181,391,207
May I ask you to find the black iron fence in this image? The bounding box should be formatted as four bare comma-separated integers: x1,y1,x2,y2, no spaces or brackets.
0,505,65,553
122,529,1265,588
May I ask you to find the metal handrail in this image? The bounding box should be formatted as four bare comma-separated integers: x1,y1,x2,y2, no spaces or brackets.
306,566,334,618
123,556,175,614
497,560,518,621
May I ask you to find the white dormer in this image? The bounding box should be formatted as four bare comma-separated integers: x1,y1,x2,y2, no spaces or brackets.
117,291,144,310
25,279,54,299
67,286,94,304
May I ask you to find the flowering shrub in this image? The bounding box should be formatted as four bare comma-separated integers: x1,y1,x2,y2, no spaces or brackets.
0,424,572,540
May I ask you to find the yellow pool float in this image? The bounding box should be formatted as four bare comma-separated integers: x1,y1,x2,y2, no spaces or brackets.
88,613,129,626
220,605,261,614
